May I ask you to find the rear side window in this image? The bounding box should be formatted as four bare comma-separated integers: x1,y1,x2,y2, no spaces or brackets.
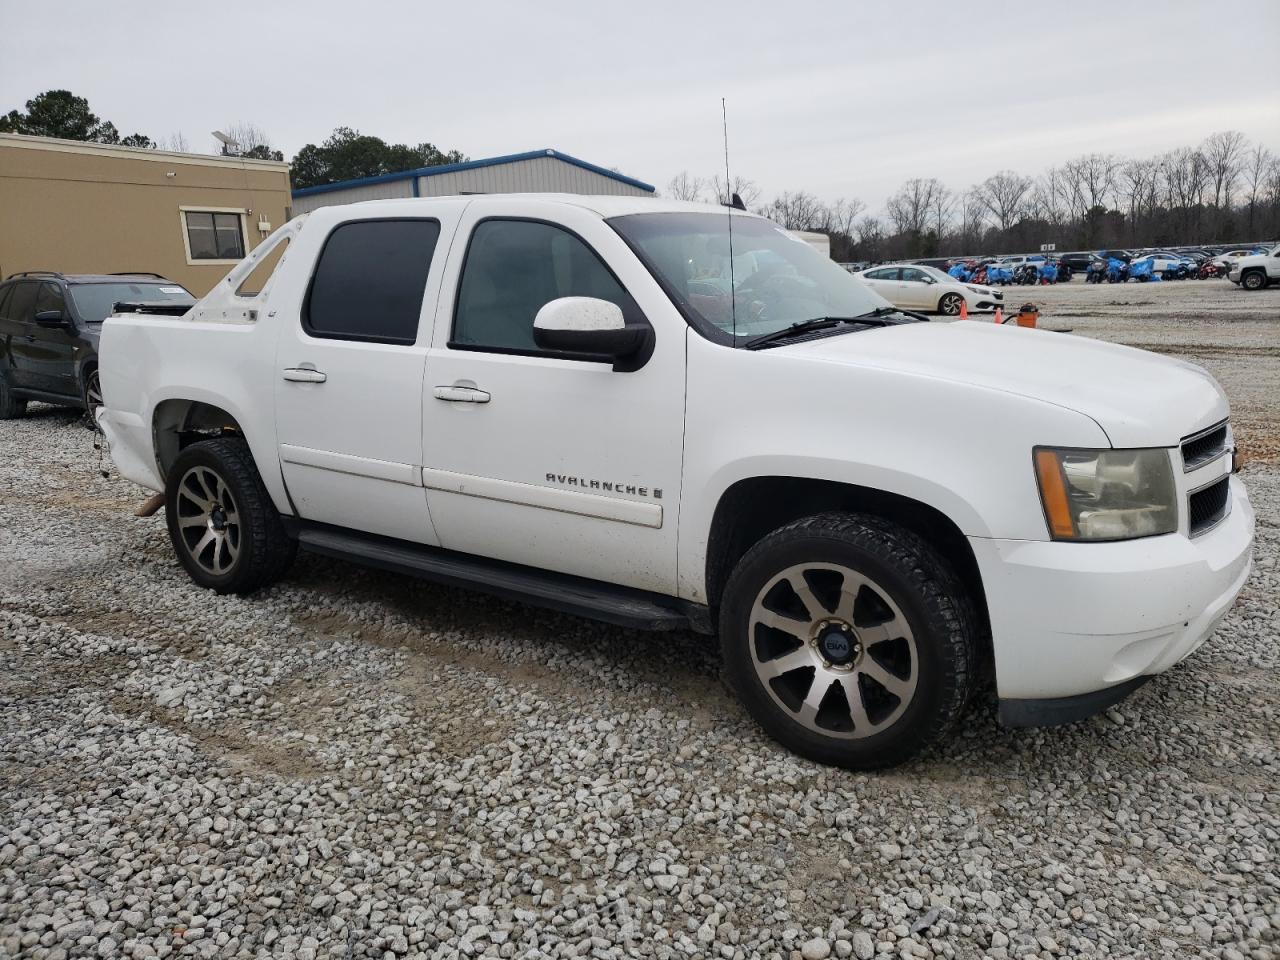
304,219,440,344
6,282,38,324
452,219,640,353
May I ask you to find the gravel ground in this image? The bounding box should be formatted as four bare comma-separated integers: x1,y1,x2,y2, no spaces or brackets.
2,279,1278,960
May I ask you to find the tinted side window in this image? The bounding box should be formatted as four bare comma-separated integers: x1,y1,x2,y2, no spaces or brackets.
453,219,640,353
7,282,38,324
0,284,12,317
900,268,926,282
35,283,66,317
304,219,440,344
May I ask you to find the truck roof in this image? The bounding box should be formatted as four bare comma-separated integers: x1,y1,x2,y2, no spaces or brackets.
311,194,764,221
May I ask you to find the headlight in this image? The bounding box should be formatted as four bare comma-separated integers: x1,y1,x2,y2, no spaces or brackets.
1033,447,1177,541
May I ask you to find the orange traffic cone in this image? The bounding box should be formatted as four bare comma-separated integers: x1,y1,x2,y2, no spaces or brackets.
958,299,968,320
993,306,1003,324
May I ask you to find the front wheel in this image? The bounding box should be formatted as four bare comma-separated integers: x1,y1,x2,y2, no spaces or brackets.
719,513,976,770
938,293,964,316
1242,270,1268,291
165,437,296,594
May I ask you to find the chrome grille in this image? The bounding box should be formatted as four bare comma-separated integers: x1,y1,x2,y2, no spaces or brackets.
1181,420,1229,472
1188,475,1231,537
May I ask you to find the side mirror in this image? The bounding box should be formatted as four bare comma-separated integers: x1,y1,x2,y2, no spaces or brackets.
34,309,69,328
533,297,650,367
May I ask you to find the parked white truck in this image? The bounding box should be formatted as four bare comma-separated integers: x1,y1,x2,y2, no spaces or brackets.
1228,243,1280,290
96,195,1254,769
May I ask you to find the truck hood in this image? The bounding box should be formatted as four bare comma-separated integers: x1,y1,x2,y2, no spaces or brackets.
782,320,1227,447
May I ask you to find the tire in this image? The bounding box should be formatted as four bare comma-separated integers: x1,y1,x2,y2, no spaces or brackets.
0,370,27,420
82,366,103,415
938,293,964,316
164,437,296,594
719,512,976,770
81,366,103,430
1241,270,1267,291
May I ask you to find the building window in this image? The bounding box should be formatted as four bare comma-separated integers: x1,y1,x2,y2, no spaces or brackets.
182,209,246,262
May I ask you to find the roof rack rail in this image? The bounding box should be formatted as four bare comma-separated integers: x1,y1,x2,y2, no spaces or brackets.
108,271,169,279
5,270,66,280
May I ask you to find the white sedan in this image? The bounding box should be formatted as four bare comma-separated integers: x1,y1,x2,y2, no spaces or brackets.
856,264,1004,316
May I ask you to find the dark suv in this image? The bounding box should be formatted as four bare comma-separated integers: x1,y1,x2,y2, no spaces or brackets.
0,272,194,419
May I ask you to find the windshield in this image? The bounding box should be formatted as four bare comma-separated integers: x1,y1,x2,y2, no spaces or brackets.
70,281,193,323
609,212,888,343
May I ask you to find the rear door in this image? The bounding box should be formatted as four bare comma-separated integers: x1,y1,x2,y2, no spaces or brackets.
26,282,79,397
2,282,40,389
859,267,900,302
274,210,464,543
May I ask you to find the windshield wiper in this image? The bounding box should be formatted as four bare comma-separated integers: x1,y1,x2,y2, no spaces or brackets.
743,311,907,350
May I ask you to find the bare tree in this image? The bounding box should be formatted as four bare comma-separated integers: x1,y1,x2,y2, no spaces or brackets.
1060,153,1121,222
1119,158,1160,243
955,188,987,252
853,215,885,261
762,191,827,230
819,197,866,239
1201,130,1248,211
665,170,706,202
1243,144,1275,235
885,178,945,237
975,170,1032,231
158,132,191,152
1028,167,1069,228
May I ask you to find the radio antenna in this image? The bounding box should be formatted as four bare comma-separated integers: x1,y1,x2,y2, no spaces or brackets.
722,97,737,339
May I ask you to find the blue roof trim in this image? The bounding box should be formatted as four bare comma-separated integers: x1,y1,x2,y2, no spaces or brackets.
291,148,656,198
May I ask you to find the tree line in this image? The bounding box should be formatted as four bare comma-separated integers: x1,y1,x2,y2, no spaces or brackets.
665,130,1280,261
0,90,465,188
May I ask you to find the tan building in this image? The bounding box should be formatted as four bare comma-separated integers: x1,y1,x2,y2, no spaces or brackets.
0,133,291,296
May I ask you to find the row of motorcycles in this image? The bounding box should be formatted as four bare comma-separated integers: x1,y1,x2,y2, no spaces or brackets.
949,261,1069,286
1085,258,1229,284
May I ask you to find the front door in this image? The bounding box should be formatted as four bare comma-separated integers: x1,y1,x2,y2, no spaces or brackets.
419,200,685,594
897,267,932,309
274,214,455,544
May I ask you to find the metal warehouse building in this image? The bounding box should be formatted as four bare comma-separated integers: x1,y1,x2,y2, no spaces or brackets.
291,148,655,214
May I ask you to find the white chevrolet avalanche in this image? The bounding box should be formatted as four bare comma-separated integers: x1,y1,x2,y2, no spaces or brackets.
89,195,1255,770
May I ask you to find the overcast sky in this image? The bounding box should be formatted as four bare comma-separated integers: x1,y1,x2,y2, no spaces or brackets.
3,0,1278,210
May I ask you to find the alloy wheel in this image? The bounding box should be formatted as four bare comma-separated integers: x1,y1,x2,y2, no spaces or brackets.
86,370,103,410
749,562,918,739
174,465,241,576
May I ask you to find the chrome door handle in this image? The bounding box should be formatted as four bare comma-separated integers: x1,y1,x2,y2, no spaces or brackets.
433,384,490,403
282,367,327,383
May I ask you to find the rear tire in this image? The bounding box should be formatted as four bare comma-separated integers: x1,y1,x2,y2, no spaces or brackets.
0,372,26,420
1241,270,1267,291
719,512,976,770
165,437,296,594
938,293,964,316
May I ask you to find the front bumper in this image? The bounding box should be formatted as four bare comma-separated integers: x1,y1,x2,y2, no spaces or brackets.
1228,270,1241,284
970,476,1254,717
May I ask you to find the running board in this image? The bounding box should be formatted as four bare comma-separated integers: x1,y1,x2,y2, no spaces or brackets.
290,522,701,632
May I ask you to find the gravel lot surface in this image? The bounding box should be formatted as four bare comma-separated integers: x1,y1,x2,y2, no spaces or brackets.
2,279,1277,960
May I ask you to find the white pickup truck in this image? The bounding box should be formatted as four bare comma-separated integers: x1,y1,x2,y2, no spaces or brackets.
97,195,1254,770
1228,243,1280,290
